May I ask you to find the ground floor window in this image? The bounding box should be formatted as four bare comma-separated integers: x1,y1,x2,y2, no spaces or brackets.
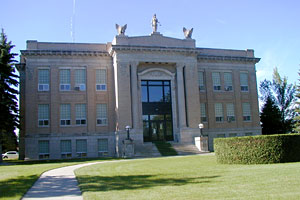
38,140,49,159
61,140,72,158
98,139,108,156
76,139,87,157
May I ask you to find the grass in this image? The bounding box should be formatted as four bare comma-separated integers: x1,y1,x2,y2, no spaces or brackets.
75,154,300,200
153,141,178,156
0,157,115,200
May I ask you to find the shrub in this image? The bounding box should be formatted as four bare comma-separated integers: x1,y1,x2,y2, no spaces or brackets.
214,134,300,164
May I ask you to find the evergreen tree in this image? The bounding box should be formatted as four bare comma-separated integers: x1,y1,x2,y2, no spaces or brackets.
260,96,282,134
259,67,296,134
293,70,300,133
0,29,19,162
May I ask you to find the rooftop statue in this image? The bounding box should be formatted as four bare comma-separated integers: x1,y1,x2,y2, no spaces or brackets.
115,24,127,36
183,27,193,39
151,14,161,33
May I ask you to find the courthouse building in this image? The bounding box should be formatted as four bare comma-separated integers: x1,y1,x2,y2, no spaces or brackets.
18,19,261,159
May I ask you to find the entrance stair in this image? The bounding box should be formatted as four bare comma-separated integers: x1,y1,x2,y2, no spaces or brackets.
134,142,161,158
171,143,203,155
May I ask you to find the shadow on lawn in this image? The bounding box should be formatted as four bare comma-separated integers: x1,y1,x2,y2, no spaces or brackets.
77,174,220,192
0,175,39,198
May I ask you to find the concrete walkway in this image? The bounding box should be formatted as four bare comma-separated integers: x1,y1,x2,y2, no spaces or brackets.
22,160,127,200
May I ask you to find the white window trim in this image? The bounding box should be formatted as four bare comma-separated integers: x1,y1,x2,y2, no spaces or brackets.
38,119,50,127
38,84,49,91
96,118,108,126
76,118,87,126
96,84,107,91
60,84,71,91
74,84,86,91
60,119,71,126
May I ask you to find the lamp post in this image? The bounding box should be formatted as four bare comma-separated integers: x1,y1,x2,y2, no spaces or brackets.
125,125,131,140
198,123,204,137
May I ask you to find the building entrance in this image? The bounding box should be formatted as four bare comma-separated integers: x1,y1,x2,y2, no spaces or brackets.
141,80,173,142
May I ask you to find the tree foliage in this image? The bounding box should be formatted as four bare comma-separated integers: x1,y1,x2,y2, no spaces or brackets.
260,67,296,134
293,70,300,132
0,29,19,161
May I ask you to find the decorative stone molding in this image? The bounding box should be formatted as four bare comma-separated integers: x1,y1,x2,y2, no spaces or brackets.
197,55,260,63
138,68,175,79
20,50,110,57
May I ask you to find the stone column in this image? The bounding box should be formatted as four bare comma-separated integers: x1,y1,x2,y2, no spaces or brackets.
130,62,139,129
176,63,187,128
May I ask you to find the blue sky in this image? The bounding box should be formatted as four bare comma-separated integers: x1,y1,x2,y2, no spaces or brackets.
1,0,299,85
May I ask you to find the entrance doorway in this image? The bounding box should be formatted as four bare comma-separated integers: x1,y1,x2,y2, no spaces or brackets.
141,80,173,142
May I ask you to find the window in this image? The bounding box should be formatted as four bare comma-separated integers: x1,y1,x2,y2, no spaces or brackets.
212,72,221,91
60,69,71,91
75,104,86,125
39,140,49,159
242,103,251,121
245,132,253,136
216,134,226,138
60,104,71,126
38,104,49,126
226,103,235,122
61,140,72,158
96,104,107,125
96,69,107,91
98,139,108,156
76,139,87,157
229,133,237,137
224,72,233,91
38,69,49,91
240,72,248,91
200,103,207,122
75,69,86,91
215,103,223,122
198,71,205,90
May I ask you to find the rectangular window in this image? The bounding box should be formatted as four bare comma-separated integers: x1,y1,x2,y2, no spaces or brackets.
96,104,107,126
242,103,251,121
38,69,49,91
212,72,221,91
38,104,49,127
215,103,223,122
76,139,87,157
198,71,205,90
240,72,249,91
229,133,237,137
60,104,71,126
224,72,233,91
98,139,108,156
60,69,71,91
200,103,207,122
96,69,107,91
61,140,72,158
226,103,235,122
216,134,226,138
245,132,253,136
75,104,86,125
75,69,86,91
39,140,49,159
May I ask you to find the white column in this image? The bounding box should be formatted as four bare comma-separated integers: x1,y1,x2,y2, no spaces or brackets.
176,63,187,128
130,62,139,129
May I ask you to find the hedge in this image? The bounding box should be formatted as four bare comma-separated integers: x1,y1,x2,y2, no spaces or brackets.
214,134,300,164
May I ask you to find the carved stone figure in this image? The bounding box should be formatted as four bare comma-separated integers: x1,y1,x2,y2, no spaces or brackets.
151,14,161,32
183,27,193,39
115,24,127,36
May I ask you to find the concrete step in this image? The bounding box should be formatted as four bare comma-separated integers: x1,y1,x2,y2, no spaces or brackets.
134,143,161,158
171,144,202,155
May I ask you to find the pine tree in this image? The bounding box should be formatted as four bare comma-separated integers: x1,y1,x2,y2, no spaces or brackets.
293,70,300,132
0,29,19,162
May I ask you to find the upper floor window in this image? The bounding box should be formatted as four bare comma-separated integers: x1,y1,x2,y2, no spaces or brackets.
226,103,235,122
60,104,71,126
215,103,224,122
60,69,71,91
224,72,233,91
141,80,171,103
96,104,107,126
212,72,221,91
38,69,49,91
96,69,107,91
240,72,249,92
198,71,205,91
75,69,86,91
200,103,207,122
75,104,86,125
38,104,49,126
242,103,251,121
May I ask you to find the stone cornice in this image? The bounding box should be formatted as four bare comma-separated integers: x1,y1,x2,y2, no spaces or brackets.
109,45,198,55
197,55,261,63
20,50,110,57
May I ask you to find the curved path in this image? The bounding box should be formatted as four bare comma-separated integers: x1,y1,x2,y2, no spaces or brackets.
22,160,128,200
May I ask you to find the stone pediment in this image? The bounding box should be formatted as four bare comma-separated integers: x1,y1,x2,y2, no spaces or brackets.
112,32,195,49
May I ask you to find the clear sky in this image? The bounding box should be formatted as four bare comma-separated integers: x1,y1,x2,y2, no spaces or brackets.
1,0,299,85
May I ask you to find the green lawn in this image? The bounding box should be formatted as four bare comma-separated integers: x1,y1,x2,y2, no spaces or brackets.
76,154,300,200
0,158,114,200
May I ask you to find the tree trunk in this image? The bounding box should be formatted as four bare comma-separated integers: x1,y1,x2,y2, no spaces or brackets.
0,143,3,163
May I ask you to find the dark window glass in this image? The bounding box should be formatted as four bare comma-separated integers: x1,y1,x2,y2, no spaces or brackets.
150,115,164,120
164,86,171,102
142,86,148,102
